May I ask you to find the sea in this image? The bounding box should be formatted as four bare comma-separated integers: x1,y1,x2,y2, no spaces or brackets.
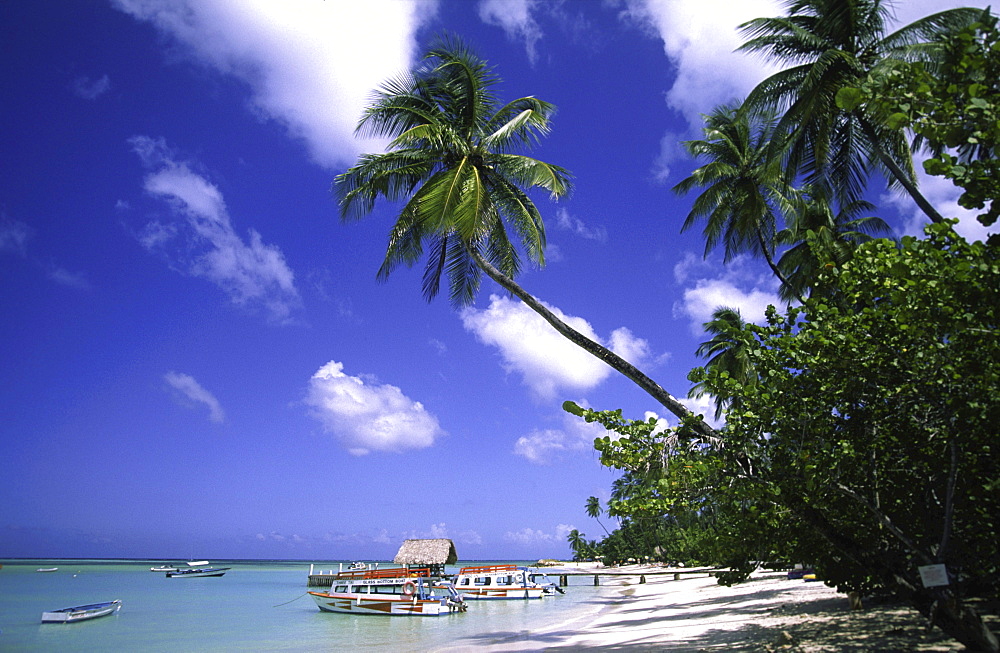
0,559,611,651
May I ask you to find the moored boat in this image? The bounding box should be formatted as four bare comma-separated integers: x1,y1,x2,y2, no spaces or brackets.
36,567,59,572
42,600,121,623
150,564,178,572
439,564,553,599
308,567,466,616
166,566,230,578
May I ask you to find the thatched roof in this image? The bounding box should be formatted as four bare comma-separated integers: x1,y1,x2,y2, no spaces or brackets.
393,539,458,565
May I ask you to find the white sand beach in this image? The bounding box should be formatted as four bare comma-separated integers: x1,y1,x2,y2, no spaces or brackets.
442,565,972,652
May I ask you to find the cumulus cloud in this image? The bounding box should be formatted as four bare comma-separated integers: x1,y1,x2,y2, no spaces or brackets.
164,371,226,423
460,295,652,400
130,136,300,323
514,408,609,464
504,524,574,545
113,0,436,169
479,0,544,64
672,253,781,334
304,360,444,455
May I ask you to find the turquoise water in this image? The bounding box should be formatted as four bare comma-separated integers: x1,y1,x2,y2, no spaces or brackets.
0,560,610,651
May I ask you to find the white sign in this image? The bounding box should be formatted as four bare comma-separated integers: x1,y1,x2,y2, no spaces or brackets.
918,564,949,588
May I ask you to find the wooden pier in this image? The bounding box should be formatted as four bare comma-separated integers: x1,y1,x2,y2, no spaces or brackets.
547,567,722,587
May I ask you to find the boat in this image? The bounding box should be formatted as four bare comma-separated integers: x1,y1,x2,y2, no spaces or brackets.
348,561,368,571
308,567,467,616
150,564,178,572
437,564,554,599
41,600,121,623
36,567,59,573
165,566,230,578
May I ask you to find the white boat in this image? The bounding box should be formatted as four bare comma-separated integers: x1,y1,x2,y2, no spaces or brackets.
439,564,554,599
42,600,121,623
348,561,368,571
186,560,211,567
308,567,466,616
150,564,178,572
36,567,59,573
166,566,230,578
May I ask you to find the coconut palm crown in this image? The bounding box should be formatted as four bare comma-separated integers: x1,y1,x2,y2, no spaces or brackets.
336,36,572,307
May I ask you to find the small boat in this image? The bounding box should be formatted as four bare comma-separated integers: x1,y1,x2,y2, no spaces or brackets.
185,560,211,567
42,600,121,623
308,567,466,616
166,566,230,578
348,561,368,571
438,564,553,599
36,567,59,573
150,564,178,572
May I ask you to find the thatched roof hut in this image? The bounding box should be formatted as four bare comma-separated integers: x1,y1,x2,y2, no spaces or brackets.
393,539,458,576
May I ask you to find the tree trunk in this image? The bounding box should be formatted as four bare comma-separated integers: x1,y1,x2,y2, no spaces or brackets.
465,245,720,442
859,118,946,224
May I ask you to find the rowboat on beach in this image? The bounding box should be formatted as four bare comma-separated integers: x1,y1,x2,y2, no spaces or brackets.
437,564,558,599
166,566,230,578
41,600,121,623
308,567,467,616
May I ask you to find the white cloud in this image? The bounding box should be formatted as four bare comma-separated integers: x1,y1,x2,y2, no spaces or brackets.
504,527,556,545
402,522,483,545
479,0,544,64
130,136,301,323
164,371,226,423
618,0,782,130
554,207,607,243
882,166,1000,244
460,295,652,400
672,254,781,334
514,406,610,465
113,0,437,169
47,267,92,291
71,74,111,100
0,216,31,256
304,360,444,455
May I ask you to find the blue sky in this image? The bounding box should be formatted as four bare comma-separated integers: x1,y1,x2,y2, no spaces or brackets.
1,0,994,561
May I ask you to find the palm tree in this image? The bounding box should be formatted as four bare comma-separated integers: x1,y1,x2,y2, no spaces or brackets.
586,496,611,537
775,187,891,301
738,0,980,223
338,36,717,439
566,529,587,561
673,105,803,304
688,307,756,420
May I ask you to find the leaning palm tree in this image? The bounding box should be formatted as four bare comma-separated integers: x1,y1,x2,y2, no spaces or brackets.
688,307,757,420
566,529,587,561
673,105,802,304
585,496,611,537
338,36,717,439
738,0,980,223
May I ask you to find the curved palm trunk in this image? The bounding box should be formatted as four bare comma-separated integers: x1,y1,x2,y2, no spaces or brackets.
755,227,805,304
858,118,946,225
465,245,721,442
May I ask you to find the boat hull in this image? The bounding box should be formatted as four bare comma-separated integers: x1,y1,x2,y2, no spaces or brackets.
308,591,458,616
42,600,121,623
166,567,230,578
451,586,546,600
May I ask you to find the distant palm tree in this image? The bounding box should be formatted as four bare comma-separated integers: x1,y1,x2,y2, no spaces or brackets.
338,35,717,438
567,529,587,560
586,496,611,537
776,187,891,301
738,0,980,222
673,105,802,303
689,307,756,420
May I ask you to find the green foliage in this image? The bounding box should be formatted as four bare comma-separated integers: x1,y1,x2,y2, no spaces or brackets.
838,11,1000,230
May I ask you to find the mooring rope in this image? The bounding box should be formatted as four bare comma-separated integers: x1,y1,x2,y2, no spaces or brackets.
273,592,309,607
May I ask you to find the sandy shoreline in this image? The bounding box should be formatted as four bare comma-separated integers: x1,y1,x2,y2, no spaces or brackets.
443,565,973,651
